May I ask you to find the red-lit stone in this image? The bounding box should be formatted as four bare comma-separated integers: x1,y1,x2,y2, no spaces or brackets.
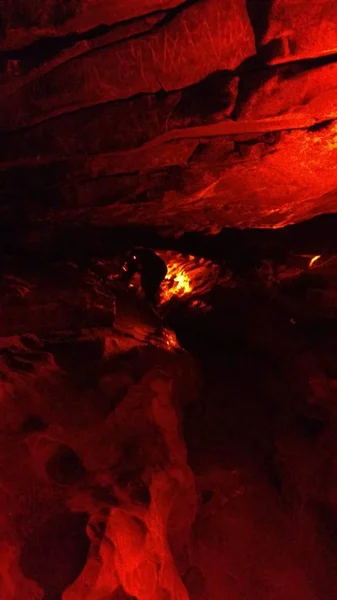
261,0,337,63
0,0,254,130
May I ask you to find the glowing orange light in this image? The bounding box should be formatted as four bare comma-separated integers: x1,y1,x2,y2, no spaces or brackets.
161,261,191,302
163,328,180,349
309,255,321,268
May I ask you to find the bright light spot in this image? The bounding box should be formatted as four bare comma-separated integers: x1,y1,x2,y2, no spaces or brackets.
309,255,321,268
170,269,191,294
163,329,180,349
161,261,191,302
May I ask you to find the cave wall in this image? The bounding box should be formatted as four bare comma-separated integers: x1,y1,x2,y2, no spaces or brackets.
2,4,337,599
1,256,337,599
1,0,337,238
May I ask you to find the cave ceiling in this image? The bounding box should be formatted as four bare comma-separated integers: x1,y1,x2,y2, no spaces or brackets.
1,0,337,237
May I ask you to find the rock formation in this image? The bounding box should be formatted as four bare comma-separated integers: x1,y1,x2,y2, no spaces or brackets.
1,2,337,599
1,0,337,241
0,251,335,599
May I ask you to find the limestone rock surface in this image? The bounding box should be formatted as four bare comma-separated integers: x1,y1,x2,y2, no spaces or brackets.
2,1,337,242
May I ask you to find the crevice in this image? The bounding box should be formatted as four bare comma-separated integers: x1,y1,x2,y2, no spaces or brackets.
140,0,203,33
187,142,209,164
307,119,335,133
245,0,274,47
278,47,337,75
235,42,337,79
2,23,114,64
0,0,200,70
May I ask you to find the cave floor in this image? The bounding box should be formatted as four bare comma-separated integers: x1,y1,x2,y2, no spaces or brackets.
0,251,336,600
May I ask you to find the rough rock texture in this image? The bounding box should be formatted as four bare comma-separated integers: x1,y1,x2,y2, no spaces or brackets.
0,249,337,599
0,257,200,600
2,0,337,239
1,3,337,598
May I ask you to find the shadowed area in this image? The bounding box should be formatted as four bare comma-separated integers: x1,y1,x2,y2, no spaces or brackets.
19,510,90,600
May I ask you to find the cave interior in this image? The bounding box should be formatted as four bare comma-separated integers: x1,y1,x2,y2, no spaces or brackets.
1,1,337,599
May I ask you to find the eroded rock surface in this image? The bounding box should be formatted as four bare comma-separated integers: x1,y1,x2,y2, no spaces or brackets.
0,272,199,599
0,249,336,599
